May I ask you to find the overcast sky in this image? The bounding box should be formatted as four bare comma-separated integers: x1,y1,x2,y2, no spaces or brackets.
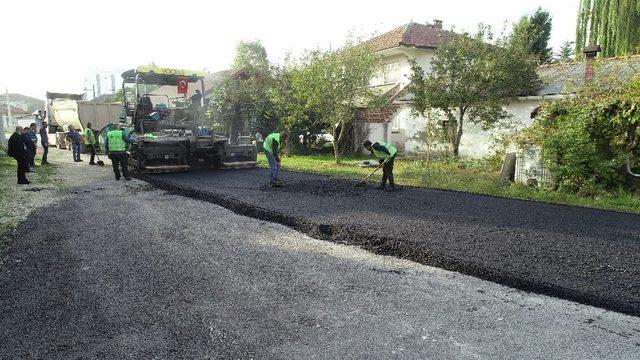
1,0,578,99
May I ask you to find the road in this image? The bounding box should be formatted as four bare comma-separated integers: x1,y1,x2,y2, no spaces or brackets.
1,150,639,358
146,168,640,316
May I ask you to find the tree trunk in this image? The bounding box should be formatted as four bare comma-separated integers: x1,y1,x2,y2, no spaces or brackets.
333,126,341,164
229,105,242,144
452,108,465,158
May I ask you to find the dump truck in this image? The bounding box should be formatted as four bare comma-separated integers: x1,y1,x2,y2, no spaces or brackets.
116,66,257,173
45,92,84,148
77,101,122,132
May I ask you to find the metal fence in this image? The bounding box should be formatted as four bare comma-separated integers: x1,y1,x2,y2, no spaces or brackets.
515,146,553,185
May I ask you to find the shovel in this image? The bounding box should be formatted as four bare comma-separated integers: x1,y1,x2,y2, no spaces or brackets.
95,150,105,166
355,158,389,187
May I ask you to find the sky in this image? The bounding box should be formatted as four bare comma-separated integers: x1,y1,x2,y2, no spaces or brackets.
0,0,579,99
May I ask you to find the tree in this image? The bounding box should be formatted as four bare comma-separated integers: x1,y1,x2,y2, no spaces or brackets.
233,40,270,70
576,0,640,58
520,74,640,193
209,40,276,142
556,41,575,63
113,88,125,103
510,7,553,64
288,44,381,163
409,27,540,157
266,64,324,153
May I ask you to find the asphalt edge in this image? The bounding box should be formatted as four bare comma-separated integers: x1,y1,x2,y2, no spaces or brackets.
280,168,640,217
139,174,639,318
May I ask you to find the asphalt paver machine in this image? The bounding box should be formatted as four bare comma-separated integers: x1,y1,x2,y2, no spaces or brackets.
120,66,257,173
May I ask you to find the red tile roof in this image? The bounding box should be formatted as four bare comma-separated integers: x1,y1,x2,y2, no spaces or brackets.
355,104,400,123
355,83,406,123
362,22,453,52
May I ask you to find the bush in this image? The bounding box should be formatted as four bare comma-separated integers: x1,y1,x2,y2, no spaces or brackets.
522,77,640,193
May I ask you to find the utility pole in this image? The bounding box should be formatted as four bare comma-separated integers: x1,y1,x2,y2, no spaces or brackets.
0,88,9,145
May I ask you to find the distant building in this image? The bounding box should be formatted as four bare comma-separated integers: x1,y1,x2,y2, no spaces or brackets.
82,69,126,101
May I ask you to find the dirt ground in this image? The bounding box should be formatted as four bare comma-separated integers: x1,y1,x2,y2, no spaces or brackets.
147,168,640,317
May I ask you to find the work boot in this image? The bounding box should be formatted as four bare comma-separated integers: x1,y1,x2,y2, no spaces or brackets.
18,180,30,185
89,162,96,166
124,177,132,181
376,183,386,190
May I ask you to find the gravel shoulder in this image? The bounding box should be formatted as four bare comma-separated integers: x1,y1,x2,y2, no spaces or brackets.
0,147,102,244
146,168,640,317
1,150,639,358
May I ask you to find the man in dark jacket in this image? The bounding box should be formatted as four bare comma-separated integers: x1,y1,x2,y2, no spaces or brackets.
26,123,38,169
7,126,30,184
39,121,50,164
20,127,35,172
66,125,82,162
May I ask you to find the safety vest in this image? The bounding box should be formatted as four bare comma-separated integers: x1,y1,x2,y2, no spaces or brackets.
107,130,126,152
263,133,280,154
84,128,95,145
371,141,397,159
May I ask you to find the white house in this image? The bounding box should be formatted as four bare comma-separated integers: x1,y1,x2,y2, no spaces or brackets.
357,22,640,159
356,21,444,154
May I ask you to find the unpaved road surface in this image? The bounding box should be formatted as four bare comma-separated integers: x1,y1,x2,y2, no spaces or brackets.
1,154,640,358
147,168,640,316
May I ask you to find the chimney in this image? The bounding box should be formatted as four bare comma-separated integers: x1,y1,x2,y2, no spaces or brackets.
433,19,443,30
583,44,601,84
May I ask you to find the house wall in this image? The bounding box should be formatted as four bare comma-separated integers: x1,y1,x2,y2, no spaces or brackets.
370,48,435,87
366,106,414,153
458,99,541,158
385,99,542,158
368,45,546,158
367,123,386,142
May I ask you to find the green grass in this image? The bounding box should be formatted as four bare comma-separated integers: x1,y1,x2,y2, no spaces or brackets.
0,156,58,240
259,153,640,214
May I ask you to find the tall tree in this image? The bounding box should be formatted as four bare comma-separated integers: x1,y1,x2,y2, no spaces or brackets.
576,0,640,57
288,45,381,163
556,41,575,62
410,27,540,157
233,40,269,70
510,7,553,64
210,40,275,141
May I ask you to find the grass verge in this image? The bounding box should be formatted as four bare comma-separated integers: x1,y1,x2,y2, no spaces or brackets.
259,153,640,214
0,156,59,242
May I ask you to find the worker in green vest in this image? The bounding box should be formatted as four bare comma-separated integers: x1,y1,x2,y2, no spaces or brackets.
105,123,132,181
84,122,97,165
263,132,288,187
363,140,397,191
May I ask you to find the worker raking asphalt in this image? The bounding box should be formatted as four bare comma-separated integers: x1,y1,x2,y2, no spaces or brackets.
145,168,640,316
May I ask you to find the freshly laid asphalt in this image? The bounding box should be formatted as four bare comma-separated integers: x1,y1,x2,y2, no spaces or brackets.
147,168,640,316
2,153,640,358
